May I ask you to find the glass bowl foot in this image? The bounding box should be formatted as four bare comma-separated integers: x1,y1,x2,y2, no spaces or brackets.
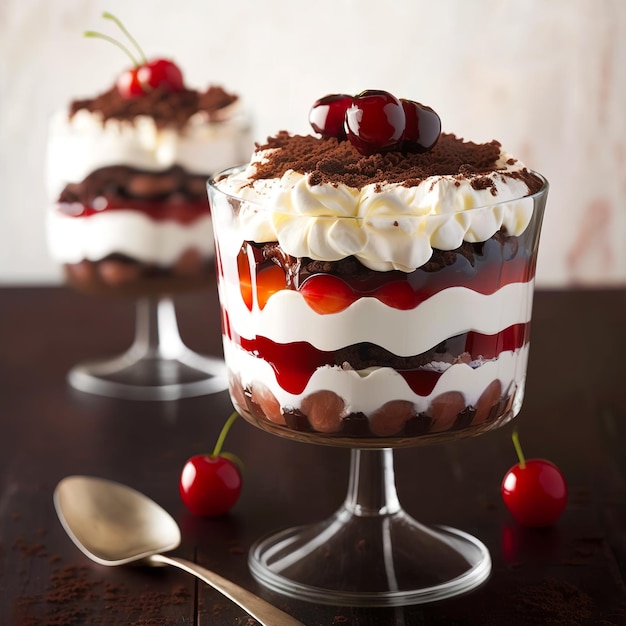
249,507,490,607
68,350,228,401
68,296,228,401
250,448,491,606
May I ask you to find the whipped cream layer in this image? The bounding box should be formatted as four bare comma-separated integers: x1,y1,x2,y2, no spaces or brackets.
215,134,543,272
220,276,533,420
47,208,214,265
47,109,252,199
221,280,535,355
225,338,528,420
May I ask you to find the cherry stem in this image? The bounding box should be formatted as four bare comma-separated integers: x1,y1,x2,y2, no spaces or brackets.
84,31,140,67
212,412,239,458
102,12,147,65
512,430,526,469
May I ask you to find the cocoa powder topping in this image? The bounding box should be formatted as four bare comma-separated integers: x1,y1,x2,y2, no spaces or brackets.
251,132,542,193
70,84,238,129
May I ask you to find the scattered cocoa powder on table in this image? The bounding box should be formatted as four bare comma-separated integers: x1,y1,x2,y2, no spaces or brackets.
514,578,594,625
13,561,192,626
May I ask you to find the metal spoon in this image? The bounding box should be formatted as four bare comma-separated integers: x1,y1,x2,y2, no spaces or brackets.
54,475,303,626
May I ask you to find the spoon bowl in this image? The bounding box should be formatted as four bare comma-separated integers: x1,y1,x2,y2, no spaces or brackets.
54,475,303,626
55,476,180,566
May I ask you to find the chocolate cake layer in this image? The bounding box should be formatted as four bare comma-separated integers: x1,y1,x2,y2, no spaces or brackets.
58,166,208,205
259,229,521,290
64,252,215,298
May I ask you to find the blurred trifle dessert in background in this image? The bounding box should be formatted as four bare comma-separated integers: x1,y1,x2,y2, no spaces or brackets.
46,13,252,400
207,89,548,604
47,82,246,296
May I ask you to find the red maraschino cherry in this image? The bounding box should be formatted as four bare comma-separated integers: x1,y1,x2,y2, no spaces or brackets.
85,12,184,99
299,274,357,314
344,89,406,155
309,94,354,139
309,89,442,156
179,412,242,517
501,430,567,527
400,99,442,153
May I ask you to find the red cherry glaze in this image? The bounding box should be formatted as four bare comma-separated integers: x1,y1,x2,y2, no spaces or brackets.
309,94,353,139
233,236,537,315
229,233,539,397
299,274,357,314
345,90,406,155
118,58,184,98
235,324,529,397
465,323,529,360
256,264,287,309
237,250,254,311
238,261,286,311
400,99,442,152
58,197,209,224
375,280,420,310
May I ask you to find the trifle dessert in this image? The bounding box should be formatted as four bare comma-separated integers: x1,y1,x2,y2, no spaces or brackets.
44,14,246,400
46,17,252,297
208,90,547,445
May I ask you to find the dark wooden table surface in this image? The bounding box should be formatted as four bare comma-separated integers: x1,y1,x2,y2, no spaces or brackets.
1,286,625,626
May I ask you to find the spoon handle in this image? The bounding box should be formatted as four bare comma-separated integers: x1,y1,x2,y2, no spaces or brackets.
150,554,304,626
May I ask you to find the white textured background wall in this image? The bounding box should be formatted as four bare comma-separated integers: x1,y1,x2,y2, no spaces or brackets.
1,0,625,286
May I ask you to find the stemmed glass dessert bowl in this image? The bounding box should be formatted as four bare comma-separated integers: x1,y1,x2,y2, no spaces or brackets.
208,167,548,606
47,181,230,402
44,12,255,401
46,106,252,401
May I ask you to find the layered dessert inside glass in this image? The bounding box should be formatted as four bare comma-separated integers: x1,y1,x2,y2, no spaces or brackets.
47,71,252,297
209,90,546,446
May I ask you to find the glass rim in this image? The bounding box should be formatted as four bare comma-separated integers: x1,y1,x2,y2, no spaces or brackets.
207,165,549,217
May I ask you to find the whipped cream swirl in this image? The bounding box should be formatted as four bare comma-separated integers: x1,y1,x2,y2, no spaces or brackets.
216,147,542,272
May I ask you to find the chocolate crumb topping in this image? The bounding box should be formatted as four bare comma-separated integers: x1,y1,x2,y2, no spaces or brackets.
71,84,238,129
251,132,543,193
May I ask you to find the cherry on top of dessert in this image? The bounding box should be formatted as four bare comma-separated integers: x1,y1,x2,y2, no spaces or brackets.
309,94,353,140
85,12,184,99
400,99,442,154
345,90,406,155
309,89,441,156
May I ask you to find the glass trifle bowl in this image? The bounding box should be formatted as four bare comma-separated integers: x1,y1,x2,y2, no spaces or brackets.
207,92,548,606
46,35,253,400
